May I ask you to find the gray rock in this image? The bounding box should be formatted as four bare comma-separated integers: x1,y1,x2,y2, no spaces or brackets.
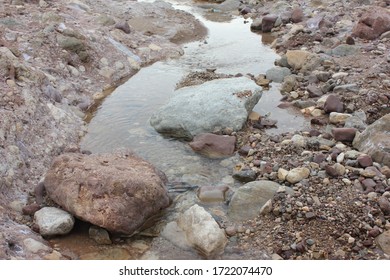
34,207,74,236
177,204,227,257
345,111,367,131
281,75,298,93
23,238,52,254
330,44,359,57
228,180,293,221
150,77,262,139
376,230,390,254
333,84,359,93
265,66,291,83
233,169,257,183
353,114,390,166
307,84,323,97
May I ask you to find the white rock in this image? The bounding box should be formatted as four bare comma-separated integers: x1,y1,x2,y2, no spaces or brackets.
278,168,289,181
34,207,75,236
177,204,227,257
329,112,352,124
291,134,306,147
336,152,345,163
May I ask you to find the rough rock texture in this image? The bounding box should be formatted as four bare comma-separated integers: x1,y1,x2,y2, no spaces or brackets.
44,152,170,235
265,66,291,83
177,204,228,258
34,207,75,236
189,133,236,159
353,114,390,166
150,77,262,139
228,180,293,221
352,7,390,40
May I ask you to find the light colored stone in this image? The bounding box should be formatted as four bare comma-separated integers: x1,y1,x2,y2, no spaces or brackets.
177,205,227,257
150,77,262,139
278,168,289,181
291,134,306,147
329,112,351,125
286,167,310,184
23,238,51,254
376,230,390,254
34,207,75,236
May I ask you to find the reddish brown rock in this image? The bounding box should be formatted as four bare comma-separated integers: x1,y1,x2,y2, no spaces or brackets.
44,152,170,235
378,197,390,215
189,133,236,159
332,128,357,142
115,21,131,34
362,179,376,189
22,203,41,216
357,154,373,168
197,185,229,203
352,7,390,40
291,7,304,23
324,95,344,113
262,14,278,32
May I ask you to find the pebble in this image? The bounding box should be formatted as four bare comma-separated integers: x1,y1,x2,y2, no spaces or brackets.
286,167,310,184
225,226,237,236
329,112,352,125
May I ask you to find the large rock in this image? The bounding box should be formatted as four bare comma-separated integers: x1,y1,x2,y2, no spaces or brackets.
189,133,236,159
353,114,390,166
265,66,291,83
150,77,262,140
177,204,227,257
352,7,390,40
376,230,390,255
228,180,293,221
44,152,170,235
34,207,75,236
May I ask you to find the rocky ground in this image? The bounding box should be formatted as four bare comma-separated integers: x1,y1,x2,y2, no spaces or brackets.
222,0,390,259
1,0,390,261
0,0,205,259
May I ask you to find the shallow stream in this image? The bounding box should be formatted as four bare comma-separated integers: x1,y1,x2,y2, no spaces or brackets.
50,0,307,259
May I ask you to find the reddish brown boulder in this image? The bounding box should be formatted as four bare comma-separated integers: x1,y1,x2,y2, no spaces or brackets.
291,7,304,23
352,7,390,40
332,127,357,142
189,133,236,159
44,152,170,235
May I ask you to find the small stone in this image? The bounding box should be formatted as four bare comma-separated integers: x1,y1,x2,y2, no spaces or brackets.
381,166,390,178
286,167,310,184
376,231,390,254
225,226,237,237
89,226,111,245
368,228,381,238
306,239,315,246
23,238,51,254
34,207,75,236
291,134,306,147
22,203,41,216
259,199,273,215
333,163,346,176
360,167,379,178
233,169,257,183
305,212,316,219
346,36,355,45
197,185,229,203
278,168,289,181
262,14,278,32
325,165,338,177
272,253,283,260
362,178,376,189
357,155,373,168
332,128,357,142
337,152,345,163
115,21,131,34
324,95,344,113
291,7,304,23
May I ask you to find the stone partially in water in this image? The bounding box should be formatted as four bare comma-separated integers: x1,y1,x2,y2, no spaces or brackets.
228,180,293,221
44,152,170,235
197,185,229,203
150,77,262,140
265,66,291,83
189,133,236,159
177,204,227,258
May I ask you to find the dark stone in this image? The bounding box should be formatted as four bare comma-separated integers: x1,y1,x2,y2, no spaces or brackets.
189,133,236,159
240,6,252,15
233,169,257,183
262,14,278,32
307,84,323,97
115,21,131,34
22,203,41,216
346,36,355,45
378,197,390,215
291,7,304,23
362,239,374,247
309,129,321,137
357,154,373,168
324,94,344,113
325,165,338,177
313,153,326,164
332,128,357,142
368,228,381,238
239,145,251,156
361,178,377,189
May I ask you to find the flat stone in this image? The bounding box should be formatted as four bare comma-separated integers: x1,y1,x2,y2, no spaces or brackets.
357,154,373,168
233,169,257,183
197,185,229,203
329,112,351,125
332,128,357,142
189,133,236,159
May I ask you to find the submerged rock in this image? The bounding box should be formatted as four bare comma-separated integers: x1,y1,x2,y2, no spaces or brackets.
150,77,262,139
177,204,227,258
44,152,170,235
189,133,236,159
228,180,293,221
